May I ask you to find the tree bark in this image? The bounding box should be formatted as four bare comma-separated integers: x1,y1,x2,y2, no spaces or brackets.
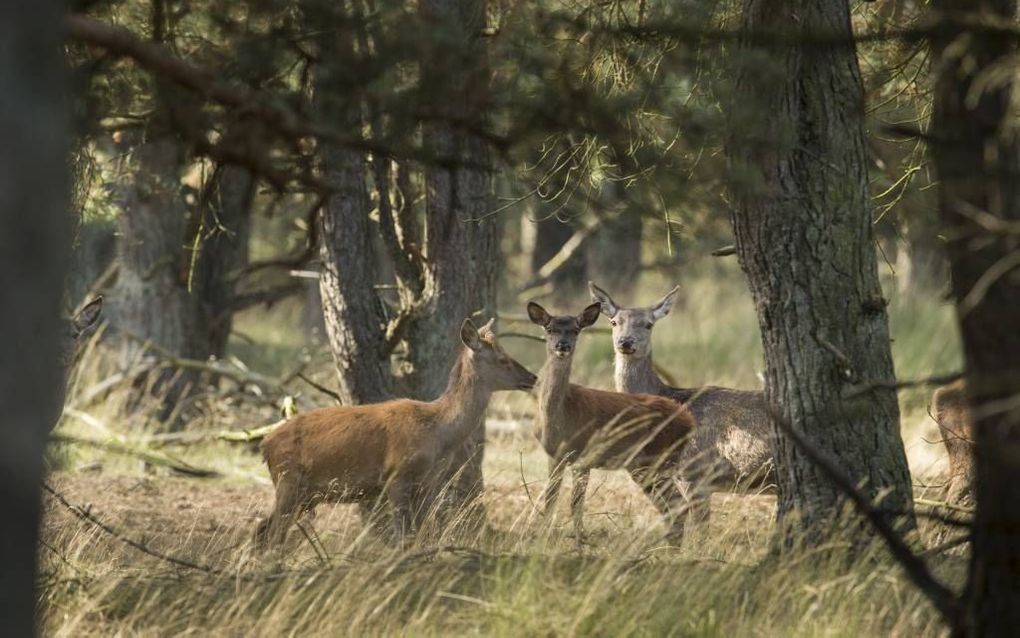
199,164,254,356
412,0,498,509
111,135,207,421
0,0,68,632
929,2,1020,634
312,8,394,406
729,0,916,550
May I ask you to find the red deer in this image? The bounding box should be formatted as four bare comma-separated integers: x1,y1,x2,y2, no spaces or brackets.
527,301,695,543
255,319,536,547
589,282,774,530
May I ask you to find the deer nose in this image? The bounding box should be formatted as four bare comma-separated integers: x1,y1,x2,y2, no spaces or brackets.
617,338,635,353
555,341,572,353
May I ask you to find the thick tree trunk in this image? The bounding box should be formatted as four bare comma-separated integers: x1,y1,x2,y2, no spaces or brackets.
412,0,498,511
729,0,916,550
111,136,208,421
929,2,1020,634
0,0,68,632
313,16,394,406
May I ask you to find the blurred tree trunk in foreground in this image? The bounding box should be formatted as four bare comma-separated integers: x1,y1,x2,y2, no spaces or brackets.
0,0,68,633
729,0,916,551
930,1,1020,633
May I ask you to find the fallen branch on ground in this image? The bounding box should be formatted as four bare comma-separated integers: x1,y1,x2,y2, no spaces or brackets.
50,433,221,478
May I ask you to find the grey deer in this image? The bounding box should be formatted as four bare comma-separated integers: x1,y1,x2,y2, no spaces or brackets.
588,282,774,529
528,301,695,543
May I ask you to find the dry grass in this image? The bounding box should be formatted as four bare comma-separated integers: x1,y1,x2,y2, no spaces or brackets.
41,267,965,636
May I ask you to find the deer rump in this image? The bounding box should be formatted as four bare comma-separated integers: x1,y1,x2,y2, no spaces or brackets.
548,385,694,472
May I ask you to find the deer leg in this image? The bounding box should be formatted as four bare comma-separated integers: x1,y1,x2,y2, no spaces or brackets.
387,478,415,544
570,467,590,540
358,493,394,542
629,467,687,545
257,471,304,550
541,455,568,517
677,476,712,537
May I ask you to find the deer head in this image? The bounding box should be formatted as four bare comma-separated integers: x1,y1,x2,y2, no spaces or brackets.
526,301,601,359
460,318,536,390
588,282,679,359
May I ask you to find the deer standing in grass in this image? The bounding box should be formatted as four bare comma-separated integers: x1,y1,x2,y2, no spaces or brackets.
255,319,536,547
588,283,774,531
527,301,695,543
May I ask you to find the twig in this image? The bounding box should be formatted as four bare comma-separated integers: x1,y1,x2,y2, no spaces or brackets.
297,373,343,405
520,451,537,511
844,372,963,400
914,498,975,515
42,482,224,575
711,244,736,257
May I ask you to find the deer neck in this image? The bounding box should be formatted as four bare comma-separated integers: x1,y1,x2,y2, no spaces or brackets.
536,355,573,439
434,351,491,451
614,352,666,395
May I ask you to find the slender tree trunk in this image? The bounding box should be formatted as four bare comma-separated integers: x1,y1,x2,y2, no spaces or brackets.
587,180,642,292
0,0,68,632
199,164,254,356
521,213,587,293
729,0,916,550
412,0,498,510
929,2,1020,633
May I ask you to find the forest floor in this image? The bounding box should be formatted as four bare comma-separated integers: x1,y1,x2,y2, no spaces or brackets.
40,423,962,637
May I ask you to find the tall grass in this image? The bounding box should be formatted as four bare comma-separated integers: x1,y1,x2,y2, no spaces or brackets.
42,266,963,636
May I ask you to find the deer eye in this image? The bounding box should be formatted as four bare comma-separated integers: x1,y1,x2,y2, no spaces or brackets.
609,320,617,327
644,322,653,329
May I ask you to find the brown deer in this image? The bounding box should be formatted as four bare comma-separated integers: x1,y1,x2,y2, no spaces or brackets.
588,282,774,530
255,319,536,547
931,379,973,505
527,301,696,543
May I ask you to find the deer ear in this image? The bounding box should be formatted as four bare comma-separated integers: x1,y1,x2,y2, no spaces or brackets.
578,302,602,329
650,286,680,321
526,302,551,327
588,281,618,317
72,296,104,337
460,318,482,351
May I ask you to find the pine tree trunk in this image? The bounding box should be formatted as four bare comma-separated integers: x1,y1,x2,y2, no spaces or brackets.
0,0,68,632
313,16,394,405
111,136,210,422
729,0,916,550
412,0,498,510
929,2,1020,633
199,164,253,356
